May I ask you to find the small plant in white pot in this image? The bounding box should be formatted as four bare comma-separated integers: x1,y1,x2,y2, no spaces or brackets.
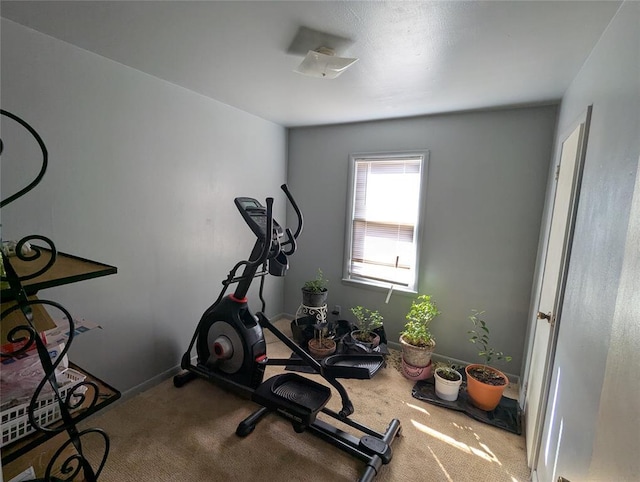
433,361,463,402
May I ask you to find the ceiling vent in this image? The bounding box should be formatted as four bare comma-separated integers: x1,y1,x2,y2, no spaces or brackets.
288,27,358,79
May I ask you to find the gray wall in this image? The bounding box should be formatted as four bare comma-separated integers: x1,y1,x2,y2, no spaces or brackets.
531,2,640,480
1,19,287,394
286,106,558,375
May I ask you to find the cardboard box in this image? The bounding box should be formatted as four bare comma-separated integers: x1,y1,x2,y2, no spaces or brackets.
2,431,88,482
1,298,55,352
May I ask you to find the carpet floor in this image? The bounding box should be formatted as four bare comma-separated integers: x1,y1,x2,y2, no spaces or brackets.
80,321,530,481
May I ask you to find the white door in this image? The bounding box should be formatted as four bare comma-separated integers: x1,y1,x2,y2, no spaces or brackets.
525,107,591,467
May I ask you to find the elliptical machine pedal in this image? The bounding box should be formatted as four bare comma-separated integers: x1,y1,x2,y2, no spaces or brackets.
251,373,332,427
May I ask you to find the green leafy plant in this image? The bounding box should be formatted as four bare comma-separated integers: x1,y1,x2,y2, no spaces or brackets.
350,306,383,343
400,294,441,347
302,269,328,293
433,360,461,381
468,309,512,367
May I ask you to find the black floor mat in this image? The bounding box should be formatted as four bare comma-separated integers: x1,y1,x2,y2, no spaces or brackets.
412,375,522,435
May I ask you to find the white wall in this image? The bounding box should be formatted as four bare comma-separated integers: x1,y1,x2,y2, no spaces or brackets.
1,19,288,394
531,2,640,480
286,106,558,374
589,150,640,480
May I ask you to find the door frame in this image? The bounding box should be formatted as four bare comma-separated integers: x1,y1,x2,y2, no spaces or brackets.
523,105,592,472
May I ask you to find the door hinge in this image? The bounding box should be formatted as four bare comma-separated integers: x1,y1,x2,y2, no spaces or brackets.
555,164,561,180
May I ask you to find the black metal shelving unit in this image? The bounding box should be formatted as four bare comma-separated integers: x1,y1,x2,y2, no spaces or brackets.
1,109,120,481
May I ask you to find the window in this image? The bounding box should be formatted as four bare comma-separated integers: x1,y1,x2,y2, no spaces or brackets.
344,151,428,292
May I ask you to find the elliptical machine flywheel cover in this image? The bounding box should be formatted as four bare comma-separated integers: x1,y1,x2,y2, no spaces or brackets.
204,321,245,373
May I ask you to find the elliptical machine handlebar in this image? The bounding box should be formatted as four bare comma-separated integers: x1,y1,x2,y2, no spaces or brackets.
278,187,301,255
230,185,301,300
280,183,303,243
234,184,302,265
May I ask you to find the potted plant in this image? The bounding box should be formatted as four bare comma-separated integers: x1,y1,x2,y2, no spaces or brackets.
399,294,440,369
465,309,512,411
301,269,328,307
350,306,383,348
307,322,336,359
433,361,463,402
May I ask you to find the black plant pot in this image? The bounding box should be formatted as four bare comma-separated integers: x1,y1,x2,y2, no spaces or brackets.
301,288,328,307
291,315,316,347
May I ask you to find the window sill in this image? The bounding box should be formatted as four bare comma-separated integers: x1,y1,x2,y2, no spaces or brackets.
341,278,418,297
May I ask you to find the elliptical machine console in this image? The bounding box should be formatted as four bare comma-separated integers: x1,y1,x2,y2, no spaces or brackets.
174,185,401,482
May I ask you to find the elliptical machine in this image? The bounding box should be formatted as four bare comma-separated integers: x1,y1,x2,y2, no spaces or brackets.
174,185,401,482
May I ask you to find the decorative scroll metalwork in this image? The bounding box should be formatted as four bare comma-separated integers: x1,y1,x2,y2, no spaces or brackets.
295,303,328,325
1,109,109,481
0,109,49,209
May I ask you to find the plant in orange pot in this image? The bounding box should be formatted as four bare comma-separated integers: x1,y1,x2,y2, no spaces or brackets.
307,322,336,359
465,310,512,411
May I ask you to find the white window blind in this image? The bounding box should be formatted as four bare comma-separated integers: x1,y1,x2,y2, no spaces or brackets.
345,152,426,291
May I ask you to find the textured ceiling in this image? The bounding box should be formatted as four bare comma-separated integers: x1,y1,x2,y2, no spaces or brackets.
1,1,621,127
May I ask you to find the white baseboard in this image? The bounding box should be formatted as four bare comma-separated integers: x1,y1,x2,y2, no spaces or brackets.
119,364,183,402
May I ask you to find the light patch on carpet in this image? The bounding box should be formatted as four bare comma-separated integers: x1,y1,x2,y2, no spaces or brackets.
411,419,502,465
406,401,432,416
428,445,454,481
